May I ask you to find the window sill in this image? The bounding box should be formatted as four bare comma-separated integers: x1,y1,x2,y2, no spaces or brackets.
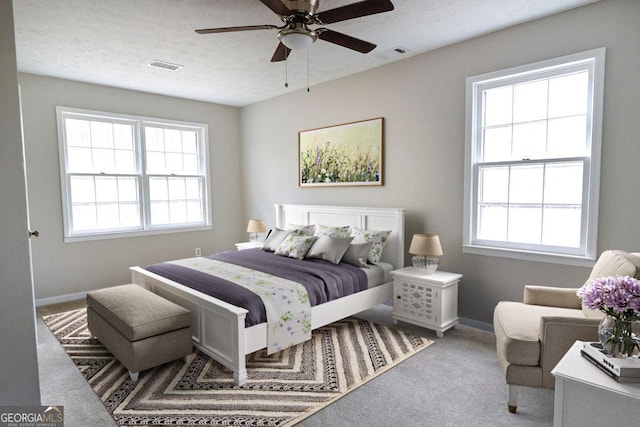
64,224,212,243
462,244,596,268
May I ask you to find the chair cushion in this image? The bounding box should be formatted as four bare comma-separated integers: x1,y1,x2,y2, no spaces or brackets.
493,301,585,366
581,250,640,318
87,284,190,341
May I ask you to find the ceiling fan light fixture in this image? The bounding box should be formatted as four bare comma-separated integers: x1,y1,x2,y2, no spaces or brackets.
279,29,316,50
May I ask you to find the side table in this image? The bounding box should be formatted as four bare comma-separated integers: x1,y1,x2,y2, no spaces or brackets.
551,340,640,426
390,267,462,337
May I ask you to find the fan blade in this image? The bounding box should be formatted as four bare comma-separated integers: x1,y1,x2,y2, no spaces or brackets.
195,24,278,34
259,0,291,16
317,29,376,53
316,0,394,24
270,42,291,62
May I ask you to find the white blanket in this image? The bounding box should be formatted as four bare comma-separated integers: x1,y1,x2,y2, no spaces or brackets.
169,257,311,354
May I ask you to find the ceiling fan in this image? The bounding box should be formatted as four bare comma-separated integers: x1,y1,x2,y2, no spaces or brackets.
195,0,395,62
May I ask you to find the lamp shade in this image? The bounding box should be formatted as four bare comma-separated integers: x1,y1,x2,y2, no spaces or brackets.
409,234,443,256
246,219,266,234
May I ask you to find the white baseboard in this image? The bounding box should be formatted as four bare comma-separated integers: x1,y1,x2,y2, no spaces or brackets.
459,317,494,334
36,291,87,307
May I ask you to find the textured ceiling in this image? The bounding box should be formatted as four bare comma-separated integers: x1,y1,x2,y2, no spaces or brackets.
13,0,598,107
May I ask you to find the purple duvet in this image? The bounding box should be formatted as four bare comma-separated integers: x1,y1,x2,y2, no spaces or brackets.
145,249,368,327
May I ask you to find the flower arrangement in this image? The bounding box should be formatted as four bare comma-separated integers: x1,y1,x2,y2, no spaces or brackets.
577,275,640,357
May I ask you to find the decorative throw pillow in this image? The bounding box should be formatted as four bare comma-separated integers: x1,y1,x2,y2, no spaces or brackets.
287,224,316,236
351,228,391,265
262,228,292,252
306,236,354,264
314,224,351,238
341,242,372,268
275,235,317,260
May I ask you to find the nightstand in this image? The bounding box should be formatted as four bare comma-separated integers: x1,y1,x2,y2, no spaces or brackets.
235,241,263,250
390,267,462,337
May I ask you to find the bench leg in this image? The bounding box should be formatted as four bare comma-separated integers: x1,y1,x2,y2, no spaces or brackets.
183,353,194,364
129,371,139,382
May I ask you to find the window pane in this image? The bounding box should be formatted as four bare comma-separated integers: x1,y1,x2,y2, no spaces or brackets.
183,131,198,153
113,124,134,150
95,177,118,202
544,162,583,204
117,177,138,203
509,164,543,204
146,152,166,174
508,207,542,244
183,154,199,174
90,121,114,149
93,148,115,173
149,177,169,201
548,71,588,118
484,86,513,127
479,166,509,203
170,201,187,223
145,127,164,151
150,201,169,224
482,126,511,162
114,150,135,174
72,204,97,231
166,152,183,174
547,115,587,157
96,203,119,228
67,147,93,172
168,178,186,200
185,178,201,199
165,129,182,152
542,206,581,247
512,121,547,160
513,79,548,123
119,203,141,227
65,119,91,147
187,201,203,222
70,176,95,203
478,205,507,241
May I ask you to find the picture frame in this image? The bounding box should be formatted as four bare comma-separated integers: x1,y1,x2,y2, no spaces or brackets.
298,117,384,187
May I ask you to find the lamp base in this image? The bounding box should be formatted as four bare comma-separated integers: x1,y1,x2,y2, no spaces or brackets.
411,256,439,273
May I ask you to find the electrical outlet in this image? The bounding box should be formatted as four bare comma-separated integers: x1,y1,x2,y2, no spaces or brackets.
195,247,201,256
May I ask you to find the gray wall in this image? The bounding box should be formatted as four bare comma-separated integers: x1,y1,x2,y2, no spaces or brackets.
0,0,40,404
19,74,244,301
241,0,640,325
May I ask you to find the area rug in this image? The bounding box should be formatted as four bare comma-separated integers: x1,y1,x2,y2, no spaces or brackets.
44,308,432,426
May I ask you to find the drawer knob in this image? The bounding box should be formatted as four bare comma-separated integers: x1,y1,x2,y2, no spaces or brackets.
396,295,401,299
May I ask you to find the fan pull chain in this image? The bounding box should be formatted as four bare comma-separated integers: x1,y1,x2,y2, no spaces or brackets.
306,49,310,93
284,57,288,88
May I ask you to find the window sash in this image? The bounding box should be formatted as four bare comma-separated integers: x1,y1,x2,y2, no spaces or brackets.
57,107,210,241
463,48,605,266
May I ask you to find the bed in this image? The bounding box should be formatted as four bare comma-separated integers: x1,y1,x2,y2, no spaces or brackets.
130,204,405,385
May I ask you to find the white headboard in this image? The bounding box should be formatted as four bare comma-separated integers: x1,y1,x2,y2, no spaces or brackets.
275,204,405,269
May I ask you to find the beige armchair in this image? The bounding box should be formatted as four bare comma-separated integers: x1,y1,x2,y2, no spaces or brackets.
493,250,640,413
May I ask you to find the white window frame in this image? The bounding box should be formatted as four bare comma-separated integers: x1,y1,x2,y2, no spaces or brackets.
57,106,211,242
462,48,605,267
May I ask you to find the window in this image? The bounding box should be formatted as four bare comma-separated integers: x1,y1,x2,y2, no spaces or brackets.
57,107,210,241
463,48,605,266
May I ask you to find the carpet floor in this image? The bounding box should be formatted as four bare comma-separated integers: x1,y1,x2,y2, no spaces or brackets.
43,308,432,426
37,303,555,426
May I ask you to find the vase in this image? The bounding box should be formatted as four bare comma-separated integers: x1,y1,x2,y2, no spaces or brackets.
598,315,640,358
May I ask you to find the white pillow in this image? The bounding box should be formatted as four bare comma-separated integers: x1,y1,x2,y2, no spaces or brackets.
341,242,372,268
350,228,391,265
262,228,292,252
314,224,351,238
306,236,353,264
275,235,317,260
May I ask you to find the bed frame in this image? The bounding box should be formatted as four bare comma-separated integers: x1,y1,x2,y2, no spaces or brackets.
130,204,405,385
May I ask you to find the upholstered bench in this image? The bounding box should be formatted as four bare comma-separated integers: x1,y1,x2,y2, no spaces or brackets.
86,284,192,381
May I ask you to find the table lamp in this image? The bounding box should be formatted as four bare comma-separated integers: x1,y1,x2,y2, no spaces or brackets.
409,233,443,273
247,219,266,242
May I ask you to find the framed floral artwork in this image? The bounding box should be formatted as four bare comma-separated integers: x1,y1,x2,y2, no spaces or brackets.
298,117,384,187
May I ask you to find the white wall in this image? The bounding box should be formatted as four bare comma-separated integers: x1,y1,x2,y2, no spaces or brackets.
0,0,40,404
241,0,640,324
19,74,244,301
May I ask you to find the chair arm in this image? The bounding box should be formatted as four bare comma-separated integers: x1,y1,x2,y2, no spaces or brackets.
538,316,600,388
523,285,582,309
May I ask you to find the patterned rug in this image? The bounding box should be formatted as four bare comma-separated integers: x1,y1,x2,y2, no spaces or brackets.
44,308,432,426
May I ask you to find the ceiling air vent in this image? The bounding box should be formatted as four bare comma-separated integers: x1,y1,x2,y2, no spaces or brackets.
148,60,183,71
